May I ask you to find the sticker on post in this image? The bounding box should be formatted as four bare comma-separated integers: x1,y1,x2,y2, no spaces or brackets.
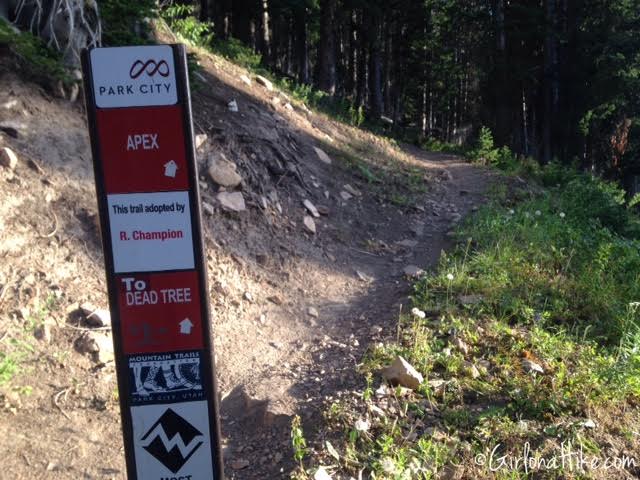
90,45,178,108
117,271,204,353
131,401,214,477
107,191,194,273
96,106,189,193
129,351,204,404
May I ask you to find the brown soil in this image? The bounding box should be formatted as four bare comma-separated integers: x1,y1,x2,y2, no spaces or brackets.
0,43,492,479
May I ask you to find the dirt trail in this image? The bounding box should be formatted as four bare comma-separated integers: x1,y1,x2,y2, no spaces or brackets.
0,47,492,480
218,146,491,478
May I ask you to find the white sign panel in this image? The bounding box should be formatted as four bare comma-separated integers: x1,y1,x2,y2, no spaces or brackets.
131,401,214,478
90,45,178,108
107,191,194,273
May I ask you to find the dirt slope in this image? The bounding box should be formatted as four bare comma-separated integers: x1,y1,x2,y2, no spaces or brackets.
0,44,491,479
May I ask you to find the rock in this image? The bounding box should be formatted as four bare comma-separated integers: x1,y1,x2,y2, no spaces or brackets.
80,303,111,327
317,205,330,215
231,458,250,470
76,332,114,364
403,265,424,278
452,336,470,356
284,103,294,111
313,146,332,165
227,99,239,112
396,239,418,248
354,418,370,432
267,295,283,305
303,215,316,233
343,184,360,196
382,356,424,390
239,74,252,86
581,419,597,429
243,291,253,302
217,191,246,212
303,199,320,218
428,379,447,395
34,324,52,343
195,133,208,149
208,154,242,188
307,307,319,318
339,191,353,201
370,325,383,335
254,75,273,91
459,294,484,306
0,147,18,170
202,202,214,216
314,467,332,480
465,362,481,379
356,270,374,282
522,358,544,374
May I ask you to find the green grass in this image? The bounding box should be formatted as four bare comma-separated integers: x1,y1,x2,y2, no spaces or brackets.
0,18,72,86
294,165,640,479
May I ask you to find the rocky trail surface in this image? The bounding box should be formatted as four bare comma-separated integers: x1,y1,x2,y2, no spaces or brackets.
0,41,491,479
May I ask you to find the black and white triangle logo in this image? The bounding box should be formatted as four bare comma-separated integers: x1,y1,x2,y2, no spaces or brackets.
140,408,204,473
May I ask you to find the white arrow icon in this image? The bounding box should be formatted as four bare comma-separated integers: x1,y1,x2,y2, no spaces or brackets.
164,160,178,178
179,318,193,335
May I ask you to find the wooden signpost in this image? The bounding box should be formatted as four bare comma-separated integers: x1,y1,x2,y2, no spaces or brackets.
81,44,224,479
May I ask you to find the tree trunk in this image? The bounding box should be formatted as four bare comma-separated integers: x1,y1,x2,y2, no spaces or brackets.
318,0,337,94
260,0,271,64
215,0,232,39
367,11,383,120
295,7,309,84
543,0,559,164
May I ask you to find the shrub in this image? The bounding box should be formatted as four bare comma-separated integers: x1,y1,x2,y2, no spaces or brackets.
161,3,213,47
0,18,71,86
98,0,156,46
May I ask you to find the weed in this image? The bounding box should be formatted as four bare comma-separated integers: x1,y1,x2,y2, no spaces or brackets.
291,415,308,471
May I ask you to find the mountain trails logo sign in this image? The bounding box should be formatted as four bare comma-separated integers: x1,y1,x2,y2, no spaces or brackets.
90,45,178,108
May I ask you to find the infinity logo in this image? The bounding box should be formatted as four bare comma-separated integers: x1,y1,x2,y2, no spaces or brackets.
129,59,170,79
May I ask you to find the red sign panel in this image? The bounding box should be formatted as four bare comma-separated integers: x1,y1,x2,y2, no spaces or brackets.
96,106,189,193
117,271,203,353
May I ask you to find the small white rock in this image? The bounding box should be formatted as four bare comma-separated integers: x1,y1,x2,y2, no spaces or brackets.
313,146,332,165
303,215,316,233
0,146,18,170
403,265,424,278
228,99,239,112
254,75,273,91
382,356,424,390
354,418,370,432
314,467,332,480
202,202,214,215
303,199,320,218
522,358,545,374
340,191,353,201
343,184,360,196
217,191,246,212
195,133,208,149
